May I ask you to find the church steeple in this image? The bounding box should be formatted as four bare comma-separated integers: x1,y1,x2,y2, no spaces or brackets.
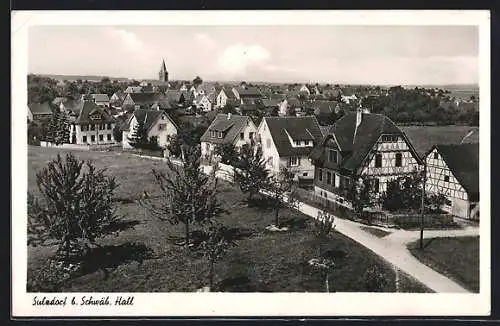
159,58,168,82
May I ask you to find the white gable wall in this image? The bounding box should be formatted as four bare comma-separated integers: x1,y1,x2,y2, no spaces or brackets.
425,147,473,219
258,119,281,173
122,113,177,149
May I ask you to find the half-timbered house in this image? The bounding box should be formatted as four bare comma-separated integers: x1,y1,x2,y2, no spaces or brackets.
310,108,423,206
424,143,479,220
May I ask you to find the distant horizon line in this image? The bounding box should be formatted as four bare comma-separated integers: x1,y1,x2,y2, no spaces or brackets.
30,72,479,88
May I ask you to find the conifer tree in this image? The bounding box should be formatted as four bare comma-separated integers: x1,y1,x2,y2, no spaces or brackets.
234,144,269,202
127,117,148,148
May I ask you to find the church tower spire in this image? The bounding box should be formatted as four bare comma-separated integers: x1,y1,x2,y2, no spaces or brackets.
159,58,168,82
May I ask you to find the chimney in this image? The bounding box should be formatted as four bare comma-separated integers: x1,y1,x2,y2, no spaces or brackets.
227,112,231,120
355,105,362,129
353,102,363,143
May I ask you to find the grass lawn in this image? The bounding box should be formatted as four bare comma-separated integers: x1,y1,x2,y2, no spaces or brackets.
408,236,479,293
359,226,392,238
27,146,432,293
400,125,479,159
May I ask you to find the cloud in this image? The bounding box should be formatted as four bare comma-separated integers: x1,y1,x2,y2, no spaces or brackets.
194,33,216,49
217,43,271,75
106,27,147,55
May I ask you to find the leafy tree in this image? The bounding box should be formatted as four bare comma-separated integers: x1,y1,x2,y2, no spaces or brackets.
193,76,203,87
27,153,120,264
312,210,336,257
213,142,238,165
127,118,148,148
112,124,123,142
222,103,237,114
143,145,223,246
53,111,70,145
166,134,183,158
264,168,299,227
234,144,269,202
347,176,377,218
380,171,447,213
194,223,237,291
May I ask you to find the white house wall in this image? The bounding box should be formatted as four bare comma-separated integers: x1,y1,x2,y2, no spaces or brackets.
71,123,115,145
258,119,281,173
425,147,472,219
122,114,177,149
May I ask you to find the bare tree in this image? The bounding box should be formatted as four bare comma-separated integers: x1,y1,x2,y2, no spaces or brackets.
194,223,238,291
143,145,223,246
264,168,299,227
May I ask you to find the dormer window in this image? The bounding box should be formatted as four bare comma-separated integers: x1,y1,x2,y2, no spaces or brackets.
90,113,102,121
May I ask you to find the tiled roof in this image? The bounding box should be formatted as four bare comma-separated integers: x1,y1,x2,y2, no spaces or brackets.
61,99,85,115
236,87,262,97
91,94,110,102
28,102,54,115
264,116,323,157
433,143,479,201
122,109,176,132
310,112,421,172
125,86,143,93
308,100,339,115
127,93,167,106
260,98,281,107
200,114,251,144
75,101,116,124
165,90,182,102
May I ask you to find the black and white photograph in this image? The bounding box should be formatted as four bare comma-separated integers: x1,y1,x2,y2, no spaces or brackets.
12,10,490,317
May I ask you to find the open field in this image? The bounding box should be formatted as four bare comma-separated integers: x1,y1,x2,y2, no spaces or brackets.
400,125,479,158
408,236,479,293
27,146,432,292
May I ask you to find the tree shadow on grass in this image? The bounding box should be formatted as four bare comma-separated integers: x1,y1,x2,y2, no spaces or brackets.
278,216,309,231
245,196,274,212
78,242,156,279
166,227,256,247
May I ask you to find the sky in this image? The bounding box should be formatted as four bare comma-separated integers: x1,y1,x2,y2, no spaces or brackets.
28,25,479,85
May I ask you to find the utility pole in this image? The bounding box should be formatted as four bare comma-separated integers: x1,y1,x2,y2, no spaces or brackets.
419,160,426,250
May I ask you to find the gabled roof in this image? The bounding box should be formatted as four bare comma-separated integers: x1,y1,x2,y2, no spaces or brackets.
28,102,54,115
261,98,281,107
286,97,302,108
61,99,84,115
263,116,323,157
111,91,126,100
200,114,252,144
127,93,167,106
165,90,182,102
236,86,262,97
91,94,110,102
309,100,339,114
125,86,143,93
75,101,115,124
310,112,421,172
122,109,177,132
431,143,479,201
